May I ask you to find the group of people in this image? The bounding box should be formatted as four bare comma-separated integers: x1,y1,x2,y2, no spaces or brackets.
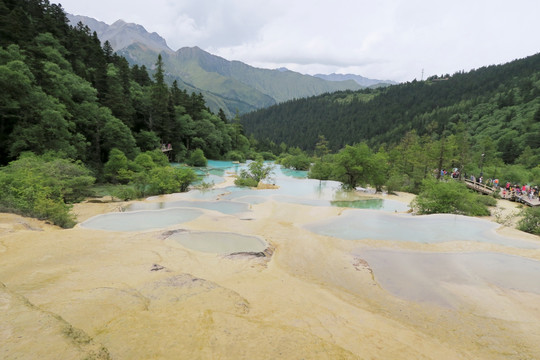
443,168,539,204
161,143,172,151
501,182,539,202
471,174,538,202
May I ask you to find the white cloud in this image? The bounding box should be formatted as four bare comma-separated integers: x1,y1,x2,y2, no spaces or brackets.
58,0,540,82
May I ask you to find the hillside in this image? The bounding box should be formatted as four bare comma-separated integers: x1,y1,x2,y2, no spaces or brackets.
242,53,540,166
0,1,256,167
66,14,390,117
314,73,397,88
68,15,172,54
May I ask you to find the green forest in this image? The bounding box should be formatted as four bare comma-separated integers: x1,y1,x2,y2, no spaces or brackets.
243,51,540,226
0,0,256,167
0,0,257,226
1,0,539,234
242,54,540,168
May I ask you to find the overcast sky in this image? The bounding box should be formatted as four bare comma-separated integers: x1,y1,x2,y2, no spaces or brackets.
58,0,540,82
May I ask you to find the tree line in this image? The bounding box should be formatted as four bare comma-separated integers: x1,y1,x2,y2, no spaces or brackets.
242,53,540,171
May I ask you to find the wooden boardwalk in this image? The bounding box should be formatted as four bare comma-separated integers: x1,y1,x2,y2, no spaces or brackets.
463,179,539,207
500,192,540,207
463,179,494,195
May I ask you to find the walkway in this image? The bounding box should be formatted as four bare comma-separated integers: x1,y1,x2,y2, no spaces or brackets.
463,179,494,195
464,179,539,207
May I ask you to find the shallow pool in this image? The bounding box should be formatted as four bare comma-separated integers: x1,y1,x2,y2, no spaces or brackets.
330,199,409,211
169,231,267,254
80,208,203,232
357,249,540,307
305,211,540,249
126,200,250,215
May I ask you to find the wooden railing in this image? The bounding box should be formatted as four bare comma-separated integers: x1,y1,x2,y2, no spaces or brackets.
463,179,539,207
463,179,494,195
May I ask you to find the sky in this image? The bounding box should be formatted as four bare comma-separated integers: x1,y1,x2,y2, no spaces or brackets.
57,0,540,82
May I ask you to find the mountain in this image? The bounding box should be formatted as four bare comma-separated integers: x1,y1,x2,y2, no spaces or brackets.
241,53,540,162
314,73,397,88
67,15,366,117
67,15,172,54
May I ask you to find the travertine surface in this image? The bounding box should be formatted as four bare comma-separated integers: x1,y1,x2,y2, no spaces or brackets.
1,179,539,360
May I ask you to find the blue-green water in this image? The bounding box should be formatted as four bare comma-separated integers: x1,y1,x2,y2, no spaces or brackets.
126,200,250,215
81,161,537,251
305,211,540,249
80,208,203,232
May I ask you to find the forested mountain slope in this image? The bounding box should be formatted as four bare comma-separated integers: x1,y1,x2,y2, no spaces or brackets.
242,53,540,165
66,14,370,117
0,0,252,167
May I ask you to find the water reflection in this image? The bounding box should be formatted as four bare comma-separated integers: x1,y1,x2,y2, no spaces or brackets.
357,249,540,307
80,208,203,232
126,200,250,215
181,169,409,211
305,211,540,249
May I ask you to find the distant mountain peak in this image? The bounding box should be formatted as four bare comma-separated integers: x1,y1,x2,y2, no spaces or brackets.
111,19,126,26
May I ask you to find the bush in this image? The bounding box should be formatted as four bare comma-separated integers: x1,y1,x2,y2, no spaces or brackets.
225,150,246,163
104,148,129,183
279,154,311,170
187,149,207,167
385,173,412,194
411,178,490,216
478,194,497,207
259,151,277,160
112,185,138,201
518,207,540,235
146,149,170,167
308,160,333,180
34,195,75,228
0,153,94,228
234,160,274,187
234,177,259,187
134,153,156,172
144,167,197,195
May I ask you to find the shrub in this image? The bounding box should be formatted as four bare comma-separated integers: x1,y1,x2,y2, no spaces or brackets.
234,160,274,187
411,178,490,216
187,149,207,167
104,148,129,183
518,207,540,235
225,150,246,163
144,167,197,195
146,149,170,167
134,153,156,172
259,151,277,160
112,185,138,201
0,153,94,228
308,160,333,180
234,177,259,187
478,194,498,207
279,154,311,170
